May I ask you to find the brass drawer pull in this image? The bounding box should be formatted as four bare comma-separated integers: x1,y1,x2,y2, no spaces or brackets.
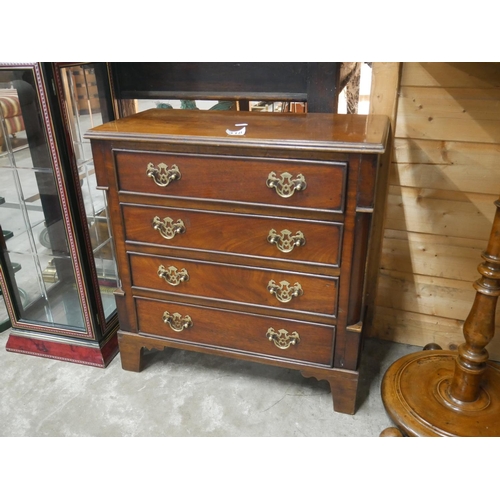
152,216,186,240
267,229,306,253
162,311,193,332
267,279,303,303
158,265,189,286
266,327,300,349
266,171,307,198
147,162,181,187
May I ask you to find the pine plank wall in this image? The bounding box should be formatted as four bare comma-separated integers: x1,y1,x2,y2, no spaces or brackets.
366,62,500,360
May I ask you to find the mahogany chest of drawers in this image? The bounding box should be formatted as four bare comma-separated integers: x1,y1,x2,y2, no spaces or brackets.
87,108,389,414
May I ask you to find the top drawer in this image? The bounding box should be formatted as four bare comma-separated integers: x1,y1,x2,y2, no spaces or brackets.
114,150,347,214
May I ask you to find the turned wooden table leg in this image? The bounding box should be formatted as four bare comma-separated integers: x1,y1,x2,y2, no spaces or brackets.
449,201,500,405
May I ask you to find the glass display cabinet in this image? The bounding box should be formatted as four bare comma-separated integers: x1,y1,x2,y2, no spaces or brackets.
0,62,119,367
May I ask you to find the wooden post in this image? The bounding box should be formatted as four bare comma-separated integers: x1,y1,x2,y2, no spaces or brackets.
364,63,402,337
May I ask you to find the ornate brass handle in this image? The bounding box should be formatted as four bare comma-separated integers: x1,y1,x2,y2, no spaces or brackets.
266,171,307,198
147,162,181,187
266,327,300,349
267,280,303,303
152,216,186,240
267,229,306,253
158,265,189,286
162,311,193,332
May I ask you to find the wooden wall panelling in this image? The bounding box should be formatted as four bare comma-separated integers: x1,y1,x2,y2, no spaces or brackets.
400,62,500,88
384,186,497,240
375,270,500,325
391,139,500,195
368,62,500,361
397,86,500,144
380,229,488,283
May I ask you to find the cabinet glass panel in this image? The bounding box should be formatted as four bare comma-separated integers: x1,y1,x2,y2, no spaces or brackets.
58,63,118,322
0,67,85,330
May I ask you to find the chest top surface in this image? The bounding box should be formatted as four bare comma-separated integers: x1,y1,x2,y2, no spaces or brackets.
86,108,390,154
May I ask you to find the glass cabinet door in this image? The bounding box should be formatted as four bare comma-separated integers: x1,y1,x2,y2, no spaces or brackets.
56,63,119,324
0,65,87,332
0,62,119,367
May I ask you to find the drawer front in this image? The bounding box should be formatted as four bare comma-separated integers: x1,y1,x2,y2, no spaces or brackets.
135,297,335,366
114,151,347,213
129,253,338,316
122,204,342,267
